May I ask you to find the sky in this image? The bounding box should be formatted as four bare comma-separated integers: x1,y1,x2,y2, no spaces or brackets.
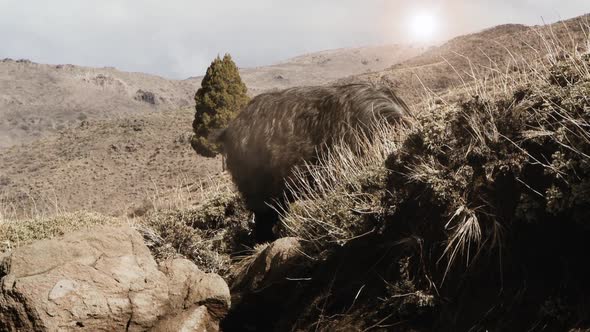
0,0,589,79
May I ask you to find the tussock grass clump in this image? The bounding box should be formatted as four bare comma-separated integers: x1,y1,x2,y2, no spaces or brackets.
139,190,252,277
0,211,120,252
278,121,407,249
275,52,590,331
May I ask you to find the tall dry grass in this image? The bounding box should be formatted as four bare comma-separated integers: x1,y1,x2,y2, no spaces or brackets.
279,119,411,247
278,24,590,278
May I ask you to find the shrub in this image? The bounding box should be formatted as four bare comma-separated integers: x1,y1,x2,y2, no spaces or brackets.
191,54,249,157
139,190,253,277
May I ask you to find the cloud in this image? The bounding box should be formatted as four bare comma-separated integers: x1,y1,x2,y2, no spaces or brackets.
0,0,588,78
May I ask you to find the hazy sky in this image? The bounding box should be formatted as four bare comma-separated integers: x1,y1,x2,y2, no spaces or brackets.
1,0,589,79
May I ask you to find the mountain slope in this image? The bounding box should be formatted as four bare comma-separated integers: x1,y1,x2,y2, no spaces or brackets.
0,59,197,148
0,43,421,216
0,44,422,149
0,108,220,217
348,14,590,105
237,44,423,95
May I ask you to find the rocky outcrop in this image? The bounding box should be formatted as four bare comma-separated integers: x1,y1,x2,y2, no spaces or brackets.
134,89,157,105
231,237,304,295
223,237,307,331
0,226,230,331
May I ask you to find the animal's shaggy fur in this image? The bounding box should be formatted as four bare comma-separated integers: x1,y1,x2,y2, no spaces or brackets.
219,83,411,241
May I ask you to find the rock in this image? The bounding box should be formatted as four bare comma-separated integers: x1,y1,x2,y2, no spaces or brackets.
0,225,230,331
152,259,230,332
231,237,304,293
223,237,307,331
151,306,217,332
158,258,230,319
135,89,157,105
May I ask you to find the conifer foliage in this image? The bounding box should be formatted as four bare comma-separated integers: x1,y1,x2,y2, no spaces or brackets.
191,54,249,157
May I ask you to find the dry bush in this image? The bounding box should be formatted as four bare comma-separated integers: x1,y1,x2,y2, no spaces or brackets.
137,178,253,277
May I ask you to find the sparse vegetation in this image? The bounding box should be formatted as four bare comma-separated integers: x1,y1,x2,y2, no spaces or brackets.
0,211,121,252
191,54,249,157
0,109,220,217
139,188,253,277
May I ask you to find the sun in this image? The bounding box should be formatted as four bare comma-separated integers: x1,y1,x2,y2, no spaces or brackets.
409,11,438,42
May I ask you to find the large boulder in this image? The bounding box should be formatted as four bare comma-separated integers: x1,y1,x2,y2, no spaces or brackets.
0,225,230,331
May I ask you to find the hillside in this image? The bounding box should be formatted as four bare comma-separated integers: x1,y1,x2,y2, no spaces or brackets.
0,109,222,217
0,44,421,216
237,44,423,95
0,59,197,148
0,44,422,149
349,14,590,105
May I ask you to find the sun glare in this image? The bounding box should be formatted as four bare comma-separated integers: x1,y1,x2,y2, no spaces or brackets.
409,12,438,42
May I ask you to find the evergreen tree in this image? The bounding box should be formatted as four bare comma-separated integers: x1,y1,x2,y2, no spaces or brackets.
191,54,249,157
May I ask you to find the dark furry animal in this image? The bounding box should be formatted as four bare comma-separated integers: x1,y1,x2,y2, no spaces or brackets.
219,83,411,241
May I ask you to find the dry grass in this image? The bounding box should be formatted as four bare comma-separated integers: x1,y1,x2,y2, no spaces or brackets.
0,171,248,277
275,25,590,330
279,120,410,248
0,109,223,218
0,211,122,252
282,22,590,269
227,242,271,282
136,174,253,277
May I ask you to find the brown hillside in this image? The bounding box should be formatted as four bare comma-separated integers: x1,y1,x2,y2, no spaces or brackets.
238,44,424,95
0,44,421,149
0,109,221,217
348,14,590,105
0,44,421,216
0,60,197,148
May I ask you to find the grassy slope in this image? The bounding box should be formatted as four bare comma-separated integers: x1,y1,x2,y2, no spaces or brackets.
0,44,421,217
269,49,590,332
0,109,221,217
346,14,590,106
